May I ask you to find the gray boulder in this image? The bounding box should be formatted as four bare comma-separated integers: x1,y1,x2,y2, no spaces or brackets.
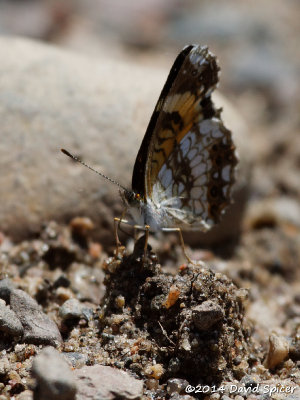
0,37,251,246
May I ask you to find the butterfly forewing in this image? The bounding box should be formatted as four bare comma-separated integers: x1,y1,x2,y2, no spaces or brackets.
132,45,238,230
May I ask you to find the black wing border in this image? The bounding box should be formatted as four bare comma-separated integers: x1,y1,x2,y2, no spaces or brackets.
131,45,195,197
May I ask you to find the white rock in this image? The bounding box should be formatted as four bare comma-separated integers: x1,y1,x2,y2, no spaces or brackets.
0,37,251,246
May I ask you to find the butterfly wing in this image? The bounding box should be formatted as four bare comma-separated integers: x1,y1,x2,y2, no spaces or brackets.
132,45,238,230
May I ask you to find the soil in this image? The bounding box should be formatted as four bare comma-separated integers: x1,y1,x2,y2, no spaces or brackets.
0,153,300,400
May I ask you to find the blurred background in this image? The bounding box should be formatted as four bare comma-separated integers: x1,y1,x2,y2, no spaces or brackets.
1,0,299,114
1,0,299,136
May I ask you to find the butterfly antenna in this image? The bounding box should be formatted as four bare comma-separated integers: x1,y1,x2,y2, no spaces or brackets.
61,149,130,193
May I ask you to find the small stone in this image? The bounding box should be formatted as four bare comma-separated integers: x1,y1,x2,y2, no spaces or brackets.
62,352,88,368
59,298,83,321
32,347,76,400
0,302,23,337
70,217,94,236
180,337,191,352
74,364,143,400
0,278,15,302
0,357,10,376
192,300,224,331
146,379,158,390
7,370,24,392
168,357,181,374
16,390,33,400
14,344,36,362
115,295,125,309
163,285,181,309
209,394,220,400
264,333,289,369
88,242,102,259
10,289,62,346
246,197,300,229
68,263,104,304
55,287,75,302
240,374,259,389
167,378,189,394
145,364,164,380
80,306,94,321
233,359,249,379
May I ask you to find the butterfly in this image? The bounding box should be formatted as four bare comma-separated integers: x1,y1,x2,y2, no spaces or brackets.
62,45,238,262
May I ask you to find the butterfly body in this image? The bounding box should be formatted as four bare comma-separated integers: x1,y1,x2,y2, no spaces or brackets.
123,45,237,233
124,195,170,232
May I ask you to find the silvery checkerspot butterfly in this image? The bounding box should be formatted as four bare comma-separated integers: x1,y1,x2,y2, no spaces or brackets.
62,44,238,262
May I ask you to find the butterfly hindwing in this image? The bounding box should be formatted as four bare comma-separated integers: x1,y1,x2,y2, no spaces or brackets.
152,118,237,229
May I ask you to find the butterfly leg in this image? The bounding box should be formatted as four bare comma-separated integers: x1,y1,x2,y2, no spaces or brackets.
163,227,199,266
131,224,151,262
175,228,194,265
113,217,122,258
113,211,129,258
143,225,150,262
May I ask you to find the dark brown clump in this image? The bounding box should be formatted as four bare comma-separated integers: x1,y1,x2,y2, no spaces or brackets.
99,235,251,386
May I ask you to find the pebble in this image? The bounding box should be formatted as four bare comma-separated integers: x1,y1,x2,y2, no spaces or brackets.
62,352,88,369
55,287,75,302
240,374,259,389
192,300,224,331
0,278,15,303
14,344,36,362
264,333,289,369
10,289,62,346
73,364,143,400
0,357,10,376
32,347,76,400
68,263,105,304
167,378,189,394
146,379,158,390
70,217,94,236
208,394,220,400
147,364,165,380
0,302,23,337
16,390,33,400
246,197,300,229
59,298,83,321
168,357,181,374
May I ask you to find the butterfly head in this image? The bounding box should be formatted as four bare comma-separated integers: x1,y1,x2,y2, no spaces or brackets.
121,190,144,207
121,189,151,228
